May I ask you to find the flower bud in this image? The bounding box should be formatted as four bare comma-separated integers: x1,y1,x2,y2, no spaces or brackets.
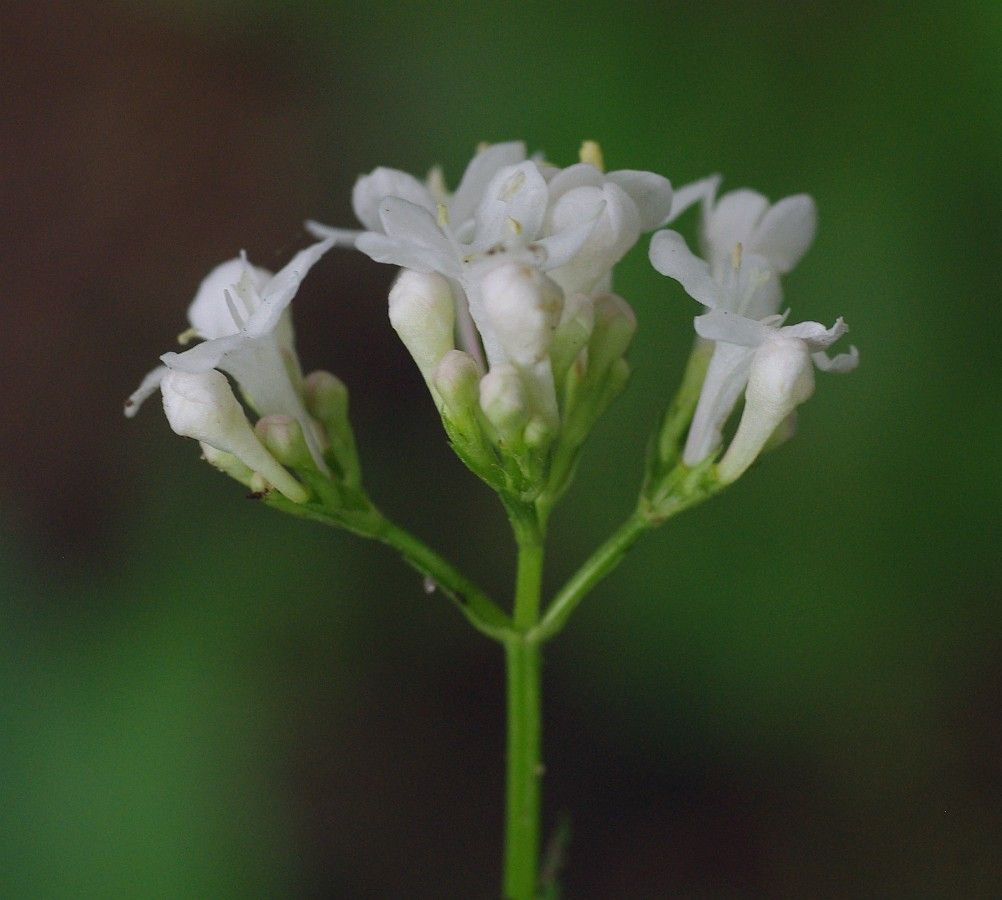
523,415,553,449
550,291,594,382
388,269,455,381
433,350,481,419
255,414,313,470
481,262,563,366
479,364,528,440
588,293,637,377
161,369,308,503
303,370,349,425
717,336,815,484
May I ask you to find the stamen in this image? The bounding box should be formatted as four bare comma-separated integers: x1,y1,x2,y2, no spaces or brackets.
579,140,605,172
731,242,743,271
177,327,200,345
437,203,450,227
224,289,245,329
506,217,523,237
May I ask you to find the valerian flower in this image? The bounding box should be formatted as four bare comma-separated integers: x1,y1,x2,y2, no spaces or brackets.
310,141,684,475
700,185,817,280
650,232,785,463
645,185,819,463
125,235,342,487
693,310,858,482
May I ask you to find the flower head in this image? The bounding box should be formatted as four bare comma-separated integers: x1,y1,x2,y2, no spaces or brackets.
650,194,856,471
313,140,680,500
126,237,337,469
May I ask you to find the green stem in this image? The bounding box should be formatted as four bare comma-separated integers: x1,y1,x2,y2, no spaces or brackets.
504,514,545,899
375,518,515,641
265,493,513,640
504,636,542,900
529,511,650,643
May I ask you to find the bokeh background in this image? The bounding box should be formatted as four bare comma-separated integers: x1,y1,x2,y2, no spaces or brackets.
3,1,1000,896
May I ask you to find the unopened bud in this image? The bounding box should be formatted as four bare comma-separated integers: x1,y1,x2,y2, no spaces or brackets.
523,415,553,449
388,269,455,380
717,337,814,484
433,350,481,418
550,292,595,381
588,293,637,377
303,370,349,425
481,262,563,366
161,369,308,503
255,414,313,469
479,364,528,439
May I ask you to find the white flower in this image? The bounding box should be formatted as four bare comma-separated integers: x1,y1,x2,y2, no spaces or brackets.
161,369,308,502
650,231,785,462
701,185,817,280
316,142,671,372
694,309,859,482
126,236,336,468
649,227,856,467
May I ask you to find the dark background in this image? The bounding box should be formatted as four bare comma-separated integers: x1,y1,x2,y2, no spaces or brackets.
2,1,1000,896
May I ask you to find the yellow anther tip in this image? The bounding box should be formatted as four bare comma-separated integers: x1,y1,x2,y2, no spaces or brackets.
579,140,605,171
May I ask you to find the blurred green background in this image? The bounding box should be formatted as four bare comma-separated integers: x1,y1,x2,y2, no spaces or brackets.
2,1,999,896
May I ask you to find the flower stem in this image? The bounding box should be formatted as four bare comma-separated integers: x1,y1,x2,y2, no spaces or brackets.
504,635,542,900
504,514,545,899
529,511,650,643
375,517,515,641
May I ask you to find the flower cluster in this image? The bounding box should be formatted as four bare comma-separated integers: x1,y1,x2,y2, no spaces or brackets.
126,139,856,510
649,184,857,484
125,235,361,504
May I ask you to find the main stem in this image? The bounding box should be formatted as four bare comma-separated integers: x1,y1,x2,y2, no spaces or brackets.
504,516,545,899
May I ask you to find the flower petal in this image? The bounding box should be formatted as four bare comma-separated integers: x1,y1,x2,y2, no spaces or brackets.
663,174,721,225
304,220,362,245
780,316,848,350
607,170,674,231
545,162,605,204
379,196,452,249
813,345,859,373
547,183,641,296
751,194,817,273
356,232,460,275
449,141,527,228
161,334,240,373
682,341,755,465
693,310,773,347
530,201,604,270
352,167,435,231
648,230,719,308
124,364,168,417
246,237,336,338
186,258,269,340
701,188,769,263
473,161,548,246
